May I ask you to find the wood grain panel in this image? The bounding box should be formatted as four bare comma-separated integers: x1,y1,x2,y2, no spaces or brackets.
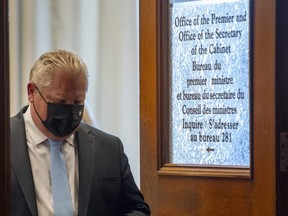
140,0,159,214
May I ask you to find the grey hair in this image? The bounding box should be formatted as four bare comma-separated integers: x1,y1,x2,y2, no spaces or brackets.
29,49,89,91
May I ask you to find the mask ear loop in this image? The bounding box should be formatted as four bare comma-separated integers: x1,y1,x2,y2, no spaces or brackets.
35,86,48,104
32,86,48,122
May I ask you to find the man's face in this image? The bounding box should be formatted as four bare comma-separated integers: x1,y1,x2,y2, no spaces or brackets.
28,70,87,140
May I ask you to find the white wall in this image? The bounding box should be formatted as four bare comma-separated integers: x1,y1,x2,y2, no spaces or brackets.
9,0,141,186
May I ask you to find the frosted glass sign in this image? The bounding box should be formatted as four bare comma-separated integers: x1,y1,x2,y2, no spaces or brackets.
169,0,251,166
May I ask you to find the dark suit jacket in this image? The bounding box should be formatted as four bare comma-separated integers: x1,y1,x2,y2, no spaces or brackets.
10,106,150,216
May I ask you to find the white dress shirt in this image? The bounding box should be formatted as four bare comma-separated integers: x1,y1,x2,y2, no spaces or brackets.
23,105,79,216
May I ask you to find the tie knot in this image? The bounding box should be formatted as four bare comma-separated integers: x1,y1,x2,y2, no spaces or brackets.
48,139,63,147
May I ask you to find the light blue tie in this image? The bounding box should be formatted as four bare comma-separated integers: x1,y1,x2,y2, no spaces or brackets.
48,139,74,216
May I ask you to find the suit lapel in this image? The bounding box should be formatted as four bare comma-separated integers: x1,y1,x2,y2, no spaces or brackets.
77,125,96,216
10,108,38,216
11,109,97,216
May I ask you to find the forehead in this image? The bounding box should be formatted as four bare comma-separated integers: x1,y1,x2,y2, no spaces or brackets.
42,71,87,99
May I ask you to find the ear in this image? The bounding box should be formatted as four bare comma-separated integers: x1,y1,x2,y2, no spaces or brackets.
27,82,36,103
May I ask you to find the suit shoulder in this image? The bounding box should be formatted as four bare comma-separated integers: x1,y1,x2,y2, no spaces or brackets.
79,122,121,144
10,108,26,132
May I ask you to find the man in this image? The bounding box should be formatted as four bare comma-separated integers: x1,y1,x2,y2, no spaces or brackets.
10,49,151,216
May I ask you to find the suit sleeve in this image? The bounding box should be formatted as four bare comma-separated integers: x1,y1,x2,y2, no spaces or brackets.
118,138,151,216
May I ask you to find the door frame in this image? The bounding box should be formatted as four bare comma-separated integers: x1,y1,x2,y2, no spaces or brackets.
0,0,10,215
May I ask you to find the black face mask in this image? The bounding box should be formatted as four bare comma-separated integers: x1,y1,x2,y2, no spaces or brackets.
33,87,84,137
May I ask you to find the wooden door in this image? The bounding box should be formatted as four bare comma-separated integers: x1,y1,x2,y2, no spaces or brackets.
139,0,278,215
